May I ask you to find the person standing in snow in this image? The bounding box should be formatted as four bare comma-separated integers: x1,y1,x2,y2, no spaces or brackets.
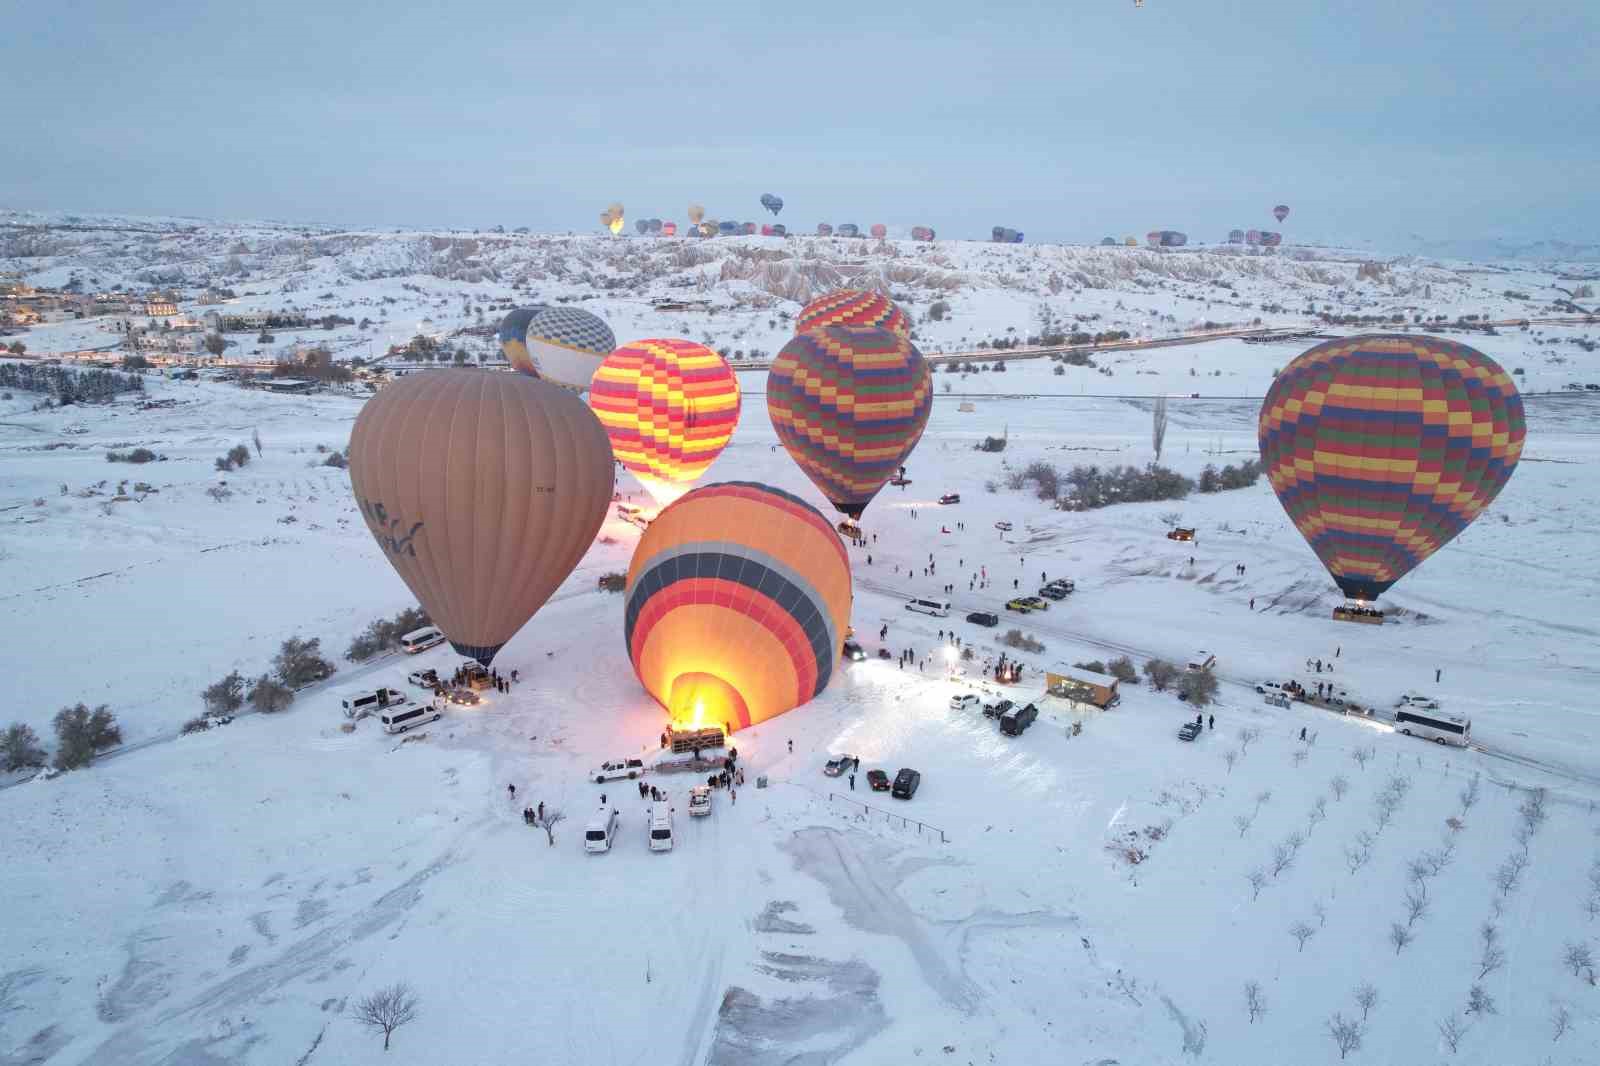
787,739,793,753
508,784,516,800
1208,714,1214,730
849,773,856,790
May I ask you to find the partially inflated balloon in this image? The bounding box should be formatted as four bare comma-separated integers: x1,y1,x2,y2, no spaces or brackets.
768,325,932,519
588,338,740,506
796,289,910,337
513,306,616,388
349,371,614,665
1259,335,1525,603
624,482,852,733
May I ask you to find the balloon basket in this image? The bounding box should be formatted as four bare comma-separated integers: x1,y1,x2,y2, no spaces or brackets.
1332,603,1385,625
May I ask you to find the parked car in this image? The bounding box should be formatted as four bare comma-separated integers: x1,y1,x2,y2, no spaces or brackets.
406,668,439,688
866,769,891,792
1398,692,1441,710
1588,383,1600,392
447,687,480,706
983,699,1014,719
966,610,999,627
1187,651,1217,672
399,626,445,654
823,754,858,777
842,640,866,662
591,757,647,783
999,702,1038,736
938,493,961,505
891,768,922,799
950,693,980,712
1005,598,1035,613
1178,721,1202,742
688,785,713,817
1017,595,1049,611
1167,527,1195,542
584,807,619,853
1255,680,1287,697
1038,581,1073,600
994,520,1013,532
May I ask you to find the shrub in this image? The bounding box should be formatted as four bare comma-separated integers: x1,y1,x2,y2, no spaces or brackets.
346,607,431,661
977,436,1007,453
106,447,159,463
1022,461,1059,500
598,572,627,593
1055,464,1195,511
323,451,347,468
247,674,294,713
202,671,245,715
1178,669,1219,707
274,636,335,688
228,444,251,468
2,723,48,771
1107,656,1138,683
181,715,212,735
1000,628,1045,654
1199,460,1263,493
1074,660,1107,674
52,703,122,770
929,300,950,321
1143,658,1180,691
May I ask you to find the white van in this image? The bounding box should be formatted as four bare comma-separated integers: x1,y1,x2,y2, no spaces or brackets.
400,626,444,653
905,598,951,618
341,687,407,718
381,704,442,734
1187,651,1217,672
648,804,675,852
584,807,619,853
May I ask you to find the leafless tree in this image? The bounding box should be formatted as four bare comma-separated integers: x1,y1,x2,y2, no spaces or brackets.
1373,795,1397,834
1244,980,1266,1023
1223,749,1238,774
1552,1003,1571,1042
1269,841,1296,879
1290,920,1316,952
252,428,263,457
1330,774,1350,802
1307,795,1328,835
1285,830,1305,855
1496,852,1528,897
1437,1015,1467,1055
1458,772,1480,812
1238,727,1261,753
1233,813,1254,839
532,806,566,847
1254,789,1273,811
1422,843,1455,877
1345,831,1374,876
1353,981,1378,1022
1247,868,1267,901
1389,922,1413,955
1291,748,1308,768
1313,901,1327,928
1152,395,1169,462
1404,888,1430,928
1478,923,1505,979
1352,746,1375,771
1407,857,1432,897
1327,1012,1363,1060
1520,788,1549,832
1386,773,1412,799
1464,984,1497,1016
352,982,420,1051
1562,941,1595,982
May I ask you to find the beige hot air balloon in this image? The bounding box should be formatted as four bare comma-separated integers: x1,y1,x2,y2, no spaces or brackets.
348,370,614,665
600,210,614,227
687,203,705,224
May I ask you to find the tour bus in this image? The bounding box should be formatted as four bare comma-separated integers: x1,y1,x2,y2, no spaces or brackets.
381,704,442,735
1394,709,1471,747
399,626,445,654
904,598,951,618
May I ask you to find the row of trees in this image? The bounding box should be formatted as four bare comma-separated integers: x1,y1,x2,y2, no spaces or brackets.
1,704,122,773
1008,460,1195,511
0,362,144,405
192,636,336,732
346,606,432,661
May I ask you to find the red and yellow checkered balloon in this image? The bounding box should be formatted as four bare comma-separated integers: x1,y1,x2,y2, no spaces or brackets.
796,289,910,338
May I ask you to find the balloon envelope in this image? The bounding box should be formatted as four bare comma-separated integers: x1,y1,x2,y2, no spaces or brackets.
760,193,784,215
1259,335,1525,603
624,482,852,733
911,226,935,241
816,223,833,236
768,325,932,519
349,371,614,665
512,306,616,389
688,204,705,224
796,289,910,338
497,306,547,368
1273,204,1290,223
588,338,741,507
662,221,677,236
870,223,887,239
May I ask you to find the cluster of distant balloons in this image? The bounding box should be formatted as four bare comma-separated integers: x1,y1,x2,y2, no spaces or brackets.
351,212,1524,732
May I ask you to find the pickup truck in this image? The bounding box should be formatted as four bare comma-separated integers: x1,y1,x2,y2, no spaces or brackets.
1178,721,1202,742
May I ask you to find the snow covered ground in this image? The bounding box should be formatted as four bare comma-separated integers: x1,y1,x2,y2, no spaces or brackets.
3,219,1600,1065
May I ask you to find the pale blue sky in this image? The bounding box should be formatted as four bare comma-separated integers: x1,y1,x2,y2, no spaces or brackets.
4,1,1596,245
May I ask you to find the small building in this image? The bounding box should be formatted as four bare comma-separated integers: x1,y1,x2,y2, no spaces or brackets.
144,299,178,317
1044,666,1121,709
263,378,318,394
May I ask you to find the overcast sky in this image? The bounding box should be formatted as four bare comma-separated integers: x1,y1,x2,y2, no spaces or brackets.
4,1,1596,247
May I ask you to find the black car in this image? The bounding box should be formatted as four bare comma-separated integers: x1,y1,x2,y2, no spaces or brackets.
842,640,866,662
1178,721,1202,742
966,610,999,627
999,702,1038,736
866,769,891,792
938,493,961,505
891,768,922,799
983,698,1014,719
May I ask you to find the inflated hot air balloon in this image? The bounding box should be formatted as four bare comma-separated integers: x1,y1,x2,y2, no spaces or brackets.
662,221,678,237
608,216,624,236
1124,236,1138,247
717,221,739,236
634,219,648,235
796,289,910,338
497,306,547,368
1259,335,1524,605
870,223,887,239
743,221,757,235
599,210,614,228
1245,229,1262,246
512,306,616,389
698,221,717,238
687,204,705,224
768,325,932,520
1259,231,1282,247
911,226,935,242
1273,204,1290,223
349,371,613,666
624,481,852,733
771,224,787,237
588,338,740,507
1100,237,1117,246
1228,229,1245,244
817,223,833,236
760,193,784,215
837,223,860,237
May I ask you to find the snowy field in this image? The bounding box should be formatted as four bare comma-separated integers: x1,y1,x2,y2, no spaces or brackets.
3,218,1600,1065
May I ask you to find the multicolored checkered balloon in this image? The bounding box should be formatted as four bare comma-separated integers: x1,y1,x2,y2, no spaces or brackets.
1259,335,1525,602
795,289,910,338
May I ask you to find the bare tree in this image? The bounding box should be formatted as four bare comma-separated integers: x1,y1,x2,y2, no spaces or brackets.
1345,832,1374,876
1422,843,1455,877
1327,1012,1363,1060
1353,981,1378,1022
1458,771,1480,812
1223,749,1238,774
1389,922,1413,955
1254,789,1273,812
1437,1014,1467,1055
1330,774,1350,801
1464,984,1497,1016
1270,839,1297,878
1478,922,1505,979
1313,901,1327,928
1292,749,1308,769
1307,795,1328,835
1247,868,1267,901
1406,857,1432,897
1152,395,1169,462
1290,920,1316,952
1285,830,1305,855
1238,727,1261,753
531,806,566,847
1496,852,1528,897
1552,1003,1571,1042
1404,888,1429,928
1562,941,1595,981
1352,746,1375,771
1244,980,1266,1023
352,982,420,1051
1233,813,1254,839
252,428,263,457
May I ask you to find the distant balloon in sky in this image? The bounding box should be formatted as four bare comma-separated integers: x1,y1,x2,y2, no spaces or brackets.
911,226,936,241
662,221,678,237
816,223,834,236
634,218,648,235
1259,335,1525,604
1100,237,1118,246
870,223,887,239
688,204,705,224
624,481,852,733
588,338,741,507
760,193,784,215
512,306,616,389
349,371,614,666
1273,204,1290,223
796,289,910,338
836,223,860,237
1124,236,1137,246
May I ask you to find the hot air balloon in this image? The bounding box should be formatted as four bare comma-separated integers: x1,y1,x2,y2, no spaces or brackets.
698,221,717,238
511,306,616,389
1228,229,1245,244
588,338,741,507
1273,204,1290,223
761,224,774,237
634,219,648,235
817,223,834,236
771,224,787,237
497,306,547,368
718,221,739,236
608,216,624,236
687,204,705,224
991,227,1022,243
599,211,614,228
911,226,935,242
1259,335,1524,606
743,222,757,236
768,325,932,520
349,371,614,666
870,223,887,239
662,221,678,237
796,289,910,338
1124,236,1138,247
760,193,784,215
837,223,860,238
1100,237,1118,246
624,482,852,733
648,218,663,234
1259,231,1283,247
1245,229,1262,246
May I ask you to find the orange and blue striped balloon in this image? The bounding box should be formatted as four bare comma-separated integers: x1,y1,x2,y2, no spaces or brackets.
796,289,910,337
624,482,853,732
588,339,740,506
1259,334,1525,602
767,325,932,519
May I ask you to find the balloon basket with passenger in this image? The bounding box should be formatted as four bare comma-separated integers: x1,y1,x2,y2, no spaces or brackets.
1332,601,1385,625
